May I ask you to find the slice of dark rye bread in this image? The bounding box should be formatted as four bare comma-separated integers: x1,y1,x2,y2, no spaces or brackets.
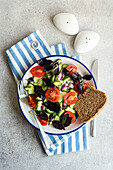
75,86,108,123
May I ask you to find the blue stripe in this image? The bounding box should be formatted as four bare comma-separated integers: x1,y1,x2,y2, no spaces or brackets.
15,43,31,67
76,56,80,61
21,39,37,62
68,136,72,152
54,45,60,55
48,147,53,153
33,31,51,56
8,48,26,74
48,135,59,147
38,130,45,144
61,142,65,154
82,126,87,150
6,52,21,80
62,43,67,55
27,35,44,59
57,135,65,143
54,148,57,155
75,131,80,151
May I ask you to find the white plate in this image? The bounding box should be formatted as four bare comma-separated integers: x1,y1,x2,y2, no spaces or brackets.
18,55,97,135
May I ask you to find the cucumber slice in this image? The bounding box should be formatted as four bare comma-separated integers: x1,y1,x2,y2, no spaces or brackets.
45,108,53,114
50,118,55,125
62,64,68,68
62,86,69,92
51,65,59,74
44,98,47,102
24,83,34,94
42,85,48,91
33,77,40,83
46,73,51,79
24,85,31,90
33,77,43,86
58,110,65,116
53,81,61,86
56,59,62,63
36,96,42,101
53,112,57,116
57,73,63,81
58,85,62,91
54,115,60,121
65,106,75,113
62,76,71,83
59,101,63,108
70,103,75,109
58,98,63,103
51,75,55,82
70,89,78,95
45,112,51,116
37,101,43,111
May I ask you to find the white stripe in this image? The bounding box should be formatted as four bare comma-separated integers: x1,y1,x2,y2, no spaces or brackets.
52,135,60,143
53,45,57,54
74,133,77,151
71,132,76,152
64,139,69,153
46,135,54,146
79,128,84,151
6,50,23,79
57,44,64,55
79,55,82,61
24,37,40,60
50,135,64,149
50,45,56,54
30,33,47,57
12,46,28,70
18,41,35,64
86,124,90,150
36,30,55,55
56,144,61,155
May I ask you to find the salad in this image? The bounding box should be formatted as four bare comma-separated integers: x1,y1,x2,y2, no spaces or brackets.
24,58,92,130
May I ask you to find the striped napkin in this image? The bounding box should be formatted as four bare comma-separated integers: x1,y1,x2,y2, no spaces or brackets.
5,30,89,156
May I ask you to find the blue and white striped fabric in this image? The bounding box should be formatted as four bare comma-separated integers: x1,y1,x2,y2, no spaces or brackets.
5,30,89,156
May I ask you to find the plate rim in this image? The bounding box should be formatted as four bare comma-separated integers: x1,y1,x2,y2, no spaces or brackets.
18,55,97,135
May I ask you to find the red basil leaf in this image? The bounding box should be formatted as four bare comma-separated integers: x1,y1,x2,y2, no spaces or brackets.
83,75,92,80
52,121,65,130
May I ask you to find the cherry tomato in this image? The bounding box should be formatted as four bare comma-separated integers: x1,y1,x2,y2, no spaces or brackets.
75,80,90,94
66,65,77,75
74,82,79,93
45,88,60,103
30,66,45,77
64,111,76,124
38,117,48,126
27,94,37,107
83,80,89,91
63,92,77,105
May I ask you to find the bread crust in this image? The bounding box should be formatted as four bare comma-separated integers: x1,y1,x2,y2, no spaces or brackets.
75,86,108,123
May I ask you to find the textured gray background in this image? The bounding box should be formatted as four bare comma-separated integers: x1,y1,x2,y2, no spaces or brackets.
0,0,113,170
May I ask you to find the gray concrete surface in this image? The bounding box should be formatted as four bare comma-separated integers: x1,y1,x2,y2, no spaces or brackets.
0,0,113,170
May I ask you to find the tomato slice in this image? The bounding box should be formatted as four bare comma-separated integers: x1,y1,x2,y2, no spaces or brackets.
64,111,76,124
30,66,45,77
27,94,37,107
63,92,77,105
45,88,60,103
83,80,89,91
74,82,79,93
38,117,48,126
66,65,77,75
75,80,89,94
